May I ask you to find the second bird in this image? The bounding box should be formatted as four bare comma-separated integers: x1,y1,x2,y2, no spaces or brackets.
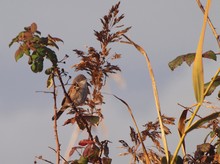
52,74,89,120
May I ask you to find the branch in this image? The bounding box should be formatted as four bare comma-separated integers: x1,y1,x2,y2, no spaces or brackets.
196,0,220,48
55,68,94,140
52,73,61,164
35,156,54,164
49,146,68,163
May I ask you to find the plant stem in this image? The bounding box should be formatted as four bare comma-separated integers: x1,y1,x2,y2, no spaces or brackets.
196,0,220,48
122,34,170,163
113,95,151,164
52,73,61,164
204,68,220,97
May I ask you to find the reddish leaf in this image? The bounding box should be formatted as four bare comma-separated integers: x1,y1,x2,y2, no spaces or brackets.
69,146,84,157
79,139,94,146
178,109,188,155
63,117,76,126
15,47,24,62
83,144,100,163
48,34,63,43
30,22,37,33
102,157,112,164
23,31,33,40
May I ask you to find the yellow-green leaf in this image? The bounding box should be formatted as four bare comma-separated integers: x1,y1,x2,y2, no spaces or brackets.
15,47,24,62
47,74,53,89
192,0,211,102
168,50,217,71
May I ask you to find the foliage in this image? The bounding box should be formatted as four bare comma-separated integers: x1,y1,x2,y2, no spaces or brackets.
168,50,217,71
9,1,220,164
9,23,63,73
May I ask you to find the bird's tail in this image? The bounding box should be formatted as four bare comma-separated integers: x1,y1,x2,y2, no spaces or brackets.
52,108,65,120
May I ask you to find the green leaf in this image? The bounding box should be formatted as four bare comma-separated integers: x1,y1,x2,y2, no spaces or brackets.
186,112,220,134
31,63,38,73
37,61,43,72
36,47,46,57
15,47,24,62
45,67,52,75
77,156,88,164
202,50,217,60
45,48,58,66
83,116,100,125
217,144,220,154
31,51,39,60
209,131,216,138
168,50,217,71
204,76,220,96
9,36,19,47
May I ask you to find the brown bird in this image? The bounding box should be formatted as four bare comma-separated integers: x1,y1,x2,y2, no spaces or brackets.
52,74,89,120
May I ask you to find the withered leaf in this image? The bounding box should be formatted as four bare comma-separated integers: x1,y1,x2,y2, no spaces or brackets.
63,117,76,126
30,22,37,33
15,47,24,62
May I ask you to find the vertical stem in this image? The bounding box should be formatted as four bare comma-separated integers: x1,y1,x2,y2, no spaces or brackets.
122,34,170,163
171,103,201,164
52,73,61,164
171,0,212,163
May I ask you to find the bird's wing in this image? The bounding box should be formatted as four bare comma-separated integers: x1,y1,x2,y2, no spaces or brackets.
61,84,75,106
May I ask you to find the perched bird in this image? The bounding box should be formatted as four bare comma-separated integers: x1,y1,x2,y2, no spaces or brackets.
52,74,89,120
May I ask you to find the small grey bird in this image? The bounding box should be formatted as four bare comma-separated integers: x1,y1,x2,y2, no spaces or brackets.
52,74,89,120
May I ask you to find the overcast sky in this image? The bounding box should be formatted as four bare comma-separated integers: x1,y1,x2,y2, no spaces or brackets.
1,1,220,163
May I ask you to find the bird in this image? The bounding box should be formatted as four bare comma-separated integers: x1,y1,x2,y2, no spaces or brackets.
52,74,89,120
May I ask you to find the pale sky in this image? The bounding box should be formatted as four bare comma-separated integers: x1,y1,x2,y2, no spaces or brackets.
1,1,220,163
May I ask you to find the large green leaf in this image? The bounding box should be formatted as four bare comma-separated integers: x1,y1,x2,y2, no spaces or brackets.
185,112,220,134
192,0,211,103
83,116,100,125
168,50,217,71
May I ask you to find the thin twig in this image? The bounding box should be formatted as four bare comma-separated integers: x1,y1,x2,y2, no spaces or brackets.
177,103,202,119
35,156,54,164
112,94,151,164
35,91,53,94
196,0,220,48
48,146,68,163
